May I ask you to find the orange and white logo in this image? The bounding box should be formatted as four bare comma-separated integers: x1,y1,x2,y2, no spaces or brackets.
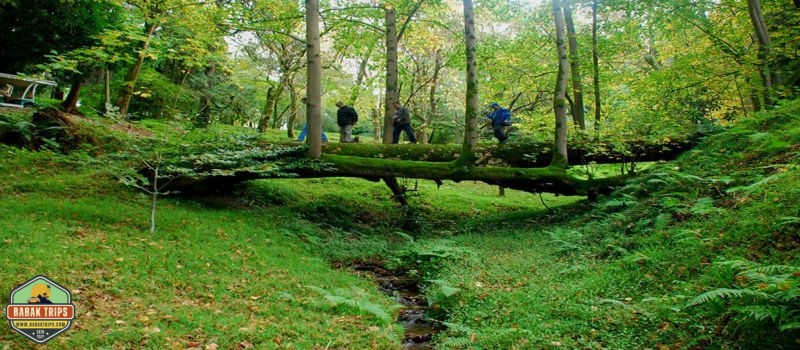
6,275,75,343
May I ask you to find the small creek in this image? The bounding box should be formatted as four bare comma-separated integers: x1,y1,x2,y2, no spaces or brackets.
350,264,439,350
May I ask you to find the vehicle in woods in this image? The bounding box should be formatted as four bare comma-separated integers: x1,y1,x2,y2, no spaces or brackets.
0,73,58,108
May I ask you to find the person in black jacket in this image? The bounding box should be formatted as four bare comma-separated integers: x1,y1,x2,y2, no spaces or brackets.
391,101,417,144
335,101,358,143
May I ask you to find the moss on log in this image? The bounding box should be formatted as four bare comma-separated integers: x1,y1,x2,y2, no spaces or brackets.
160,134,704,197
278,134,702,167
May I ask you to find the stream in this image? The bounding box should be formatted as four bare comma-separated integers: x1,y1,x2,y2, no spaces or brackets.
351,264,439,350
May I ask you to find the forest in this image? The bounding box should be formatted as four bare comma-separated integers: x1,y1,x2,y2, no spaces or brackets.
0,0,799,349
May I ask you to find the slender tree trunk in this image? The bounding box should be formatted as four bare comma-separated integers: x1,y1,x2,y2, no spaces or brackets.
592,0,601,134
382,2,422,206
563,0,585,130
117,21,159,116
462,0,479,160
306,0,322,159
287,84,298,139
747,0,774,108
104,68,111,114
552,0,570,167
383,6,399,143
61,79,83,114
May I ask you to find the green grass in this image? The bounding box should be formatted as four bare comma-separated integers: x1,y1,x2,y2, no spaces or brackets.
0,146,402,349
422,100,800,349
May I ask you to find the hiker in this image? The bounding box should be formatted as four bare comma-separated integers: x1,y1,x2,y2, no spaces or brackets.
335,101,358,143
296,97,328,142
486,102,511,143
391,101,417,144
296,124,328,142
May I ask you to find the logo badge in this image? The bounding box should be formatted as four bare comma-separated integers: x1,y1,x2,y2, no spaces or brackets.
6,275,76,344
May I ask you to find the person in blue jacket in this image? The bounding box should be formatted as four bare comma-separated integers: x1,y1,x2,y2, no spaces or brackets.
296,123,328,142
296,97,328,142
486,102,511,143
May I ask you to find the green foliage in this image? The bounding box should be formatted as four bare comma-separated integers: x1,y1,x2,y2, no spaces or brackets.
0,113,66,151
687,259,800,333
307,286,398,325
0,145,403,349
387,240,472,282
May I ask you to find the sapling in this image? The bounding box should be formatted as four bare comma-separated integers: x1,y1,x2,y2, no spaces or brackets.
117,150,175,235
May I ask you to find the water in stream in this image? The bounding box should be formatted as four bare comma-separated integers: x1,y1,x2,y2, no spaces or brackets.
351,264,438,350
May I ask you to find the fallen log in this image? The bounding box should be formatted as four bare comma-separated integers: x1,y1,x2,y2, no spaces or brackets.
156,133,704,197
289,134,704,167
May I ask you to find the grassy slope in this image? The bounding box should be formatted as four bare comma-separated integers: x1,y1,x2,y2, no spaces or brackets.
1,99,797,349
427,101,800,349
0,147,403,348
0,114,572,349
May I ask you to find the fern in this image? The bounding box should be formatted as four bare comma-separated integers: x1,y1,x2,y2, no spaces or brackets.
687,288,769,307
733,304,788,323
687,259,800,333
439,336,474,348
726,172,788,195
306,286,396,324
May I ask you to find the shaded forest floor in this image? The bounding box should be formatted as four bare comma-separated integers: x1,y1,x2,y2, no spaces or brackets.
0,99,798,349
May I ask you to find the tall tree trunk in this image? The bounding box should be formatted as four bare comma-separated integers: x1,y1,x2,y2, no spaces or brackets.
104,68,111,115
306,0,322,159
383,6,399,143
462,0,479,160
552,0,570,167
563,0,585,130
61,79,83,114
287,83,298,139
592,0,601,134
382,2,423,206
747,0,775,108
117,21,159,116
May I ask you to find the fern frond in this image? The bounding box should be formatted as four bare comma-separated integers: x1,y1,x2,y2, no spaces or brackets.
687,288,770,307
745,264,800,276
439,336,474,348
733,304,787,323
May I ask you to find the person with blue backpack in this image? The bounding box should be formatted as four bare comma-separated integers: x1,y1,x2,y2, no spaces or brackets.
487,102,511,143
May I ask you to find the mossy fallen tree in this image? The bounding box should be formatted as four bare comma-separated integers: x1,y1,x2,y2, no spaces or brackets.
275,134,703,167
154,134,701,198
161,152,628,198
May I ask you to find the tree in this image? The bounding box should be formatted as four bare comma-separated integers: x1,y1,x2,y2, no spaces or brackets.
383,5,399,143
462,0,479,159
563,0,585,130
306,0,323,159
115,0,218,116
747,0,774,108
382,0,424,142
552,0,569,166
591,0,601,133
